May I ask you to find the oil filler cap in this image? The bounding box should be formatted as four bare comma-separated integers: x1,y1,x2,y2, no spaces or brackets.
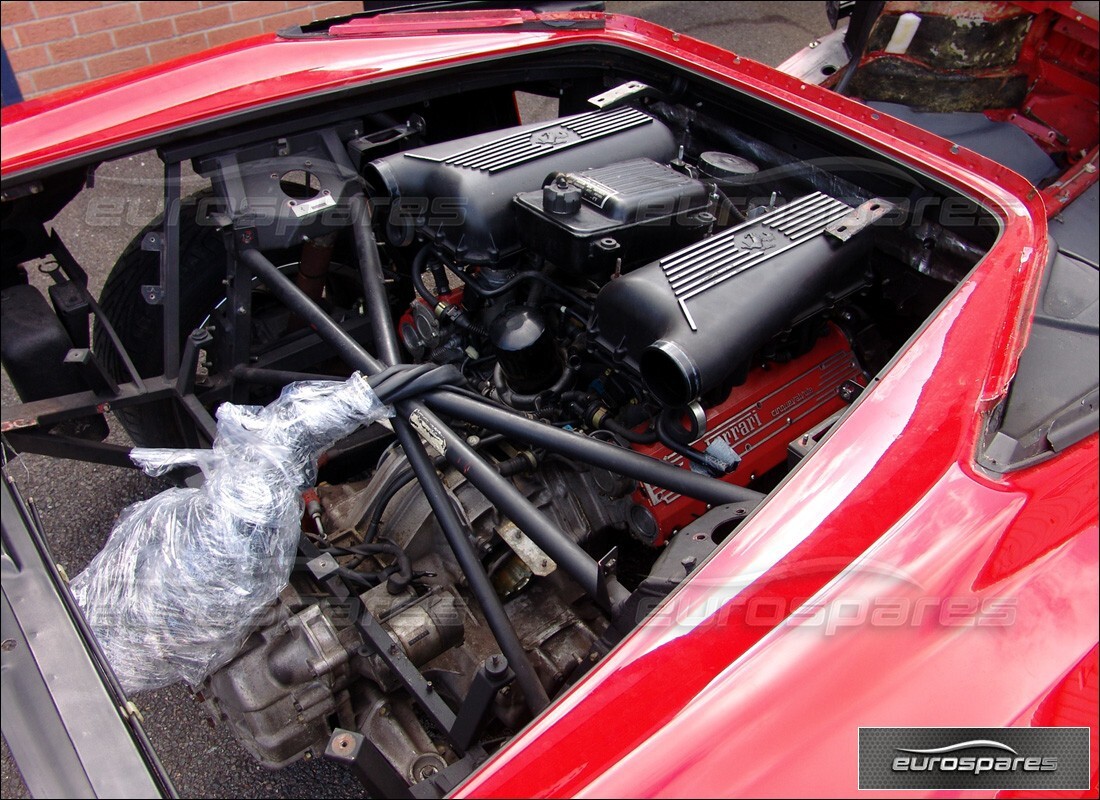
543,175,582,215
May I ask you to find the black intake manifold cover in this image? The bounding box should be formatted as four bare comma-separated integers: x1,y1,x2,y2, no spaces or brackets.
367,107,676,264
596,193,890,406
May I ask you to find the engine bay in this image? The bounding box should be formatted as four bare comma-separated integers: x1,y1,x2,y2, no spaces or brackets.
2,48,998,795
172,79,987,788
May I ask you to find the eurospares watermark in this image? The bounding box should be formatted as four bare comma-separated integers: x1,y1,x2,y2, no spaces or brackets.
858,727,1090,790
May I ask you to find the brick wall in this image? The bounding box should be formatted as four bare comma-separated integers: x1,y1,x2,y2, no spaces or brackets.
1,1,364,99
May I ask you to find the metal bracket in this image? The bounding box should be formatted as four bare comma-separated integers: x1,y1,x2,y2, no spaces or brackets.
139,231,165,305
354,610,459,744
64,349,119,397
177,328,213,398
306,552,340,582
298,537,351,602
48,280,91,348
588,80,655,109
449,655,512,753
595,546,621,612
838,378,864,403
496,521,556,577
346,115,425,170
325,730,414,799
825,197,895,242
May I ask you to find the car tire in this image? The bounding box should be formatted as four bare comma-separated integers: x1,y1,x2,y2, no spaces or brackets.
94,192,228,447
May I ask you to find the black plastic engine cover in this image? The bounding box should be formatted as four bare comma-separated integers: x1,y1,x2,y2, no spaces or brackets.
596,192,877,406
367,107,676,264
514,157,713,275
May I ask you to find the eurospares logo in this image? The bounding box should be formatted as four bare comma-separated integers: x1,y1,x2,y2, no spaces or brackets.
894,739,1058,774
858,727,1090,790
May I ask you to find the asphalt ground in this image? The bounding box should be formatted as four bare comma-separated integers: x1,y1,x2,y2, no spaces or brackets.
1,3,825,797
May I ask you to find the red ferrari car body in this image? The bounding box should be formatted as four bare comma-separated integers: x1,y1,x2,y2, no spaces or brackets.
1,4,1096,798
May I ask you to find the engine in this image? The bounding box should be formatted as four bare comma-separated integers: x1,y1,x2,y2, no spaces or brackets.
197,97,924,791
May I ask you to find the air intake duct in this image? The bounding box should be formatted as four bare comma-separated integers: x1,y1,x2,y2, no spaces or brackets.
595,194,892,407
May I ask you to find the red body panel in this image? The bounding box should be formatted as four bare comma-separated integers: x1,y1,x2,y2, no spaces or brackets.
633,325,862,544
0,10,1064,204
2,10,1095,798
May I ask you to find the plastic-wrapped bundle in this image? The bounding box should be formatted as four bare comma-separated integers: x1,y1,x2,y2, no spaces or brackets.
70,375,391,693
